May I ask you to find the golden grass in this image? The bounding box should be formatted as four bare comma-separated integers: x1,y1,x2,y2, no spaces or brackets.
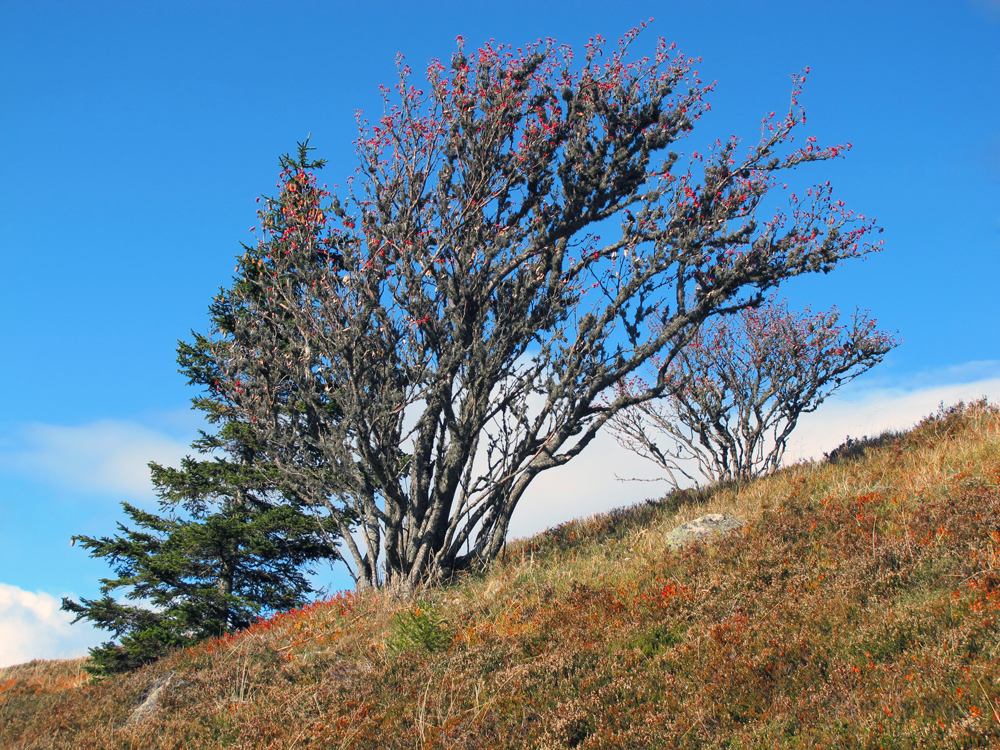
3,400,999,749
0,657,91,694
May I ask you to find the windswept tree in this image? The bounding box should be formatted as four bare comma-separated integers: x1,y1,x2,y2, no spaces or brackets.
213,25,882,591
608,297,898,488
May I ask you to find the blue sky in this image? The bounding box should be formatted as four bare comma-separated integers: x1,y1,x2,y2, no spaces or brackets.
1,0,998,666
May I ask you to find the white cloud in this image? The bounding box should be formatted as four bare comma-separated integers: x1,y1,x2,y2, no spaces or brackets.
0,584,103,668
784,377,1000,463
853,360,1000,393
509,374,1000,540
0,420,192,498
509,428,666,539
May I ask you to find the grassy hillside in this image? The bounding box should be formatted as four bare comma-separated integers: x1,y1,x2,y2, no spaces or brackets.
3,400,1000,749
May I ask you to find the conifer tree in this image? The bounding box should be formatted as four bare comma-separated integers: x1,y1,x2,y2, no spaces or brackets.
62,324,342,675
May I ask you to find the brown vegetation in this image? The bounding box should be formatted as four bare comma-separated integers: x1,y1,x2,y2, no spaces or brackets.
4,400,999,748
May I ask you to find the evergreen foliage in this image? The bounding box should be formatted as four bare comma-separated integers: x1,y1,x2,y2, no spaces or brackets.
62,333,340,676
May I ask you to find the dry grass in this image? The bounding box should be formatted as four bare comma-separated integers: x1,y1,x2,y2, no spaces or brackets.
0,658,92,692
4,400,1000,749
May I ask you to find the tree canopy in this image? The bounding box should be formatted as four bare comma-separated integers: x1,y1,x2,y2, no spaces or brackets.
211,26,883,591
609,297,898,487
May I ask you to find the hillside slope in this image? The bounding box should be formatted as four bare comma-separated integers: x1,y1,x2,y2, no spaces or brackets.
3,401,1000,749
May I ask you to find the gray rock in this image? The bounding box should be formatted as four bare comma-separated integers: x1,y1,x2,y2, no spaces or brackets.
324,659,373,687
126,672,177,726
664,513,746,550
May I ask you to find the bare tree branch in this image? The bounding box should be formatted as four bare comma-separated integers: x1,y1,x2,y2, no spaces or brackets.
609,297,898,486
211,27,883,591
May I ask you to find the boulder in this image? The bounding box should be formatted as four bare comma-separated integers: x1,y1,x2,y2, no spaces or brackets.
126,672,177,726
663,513,745,550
